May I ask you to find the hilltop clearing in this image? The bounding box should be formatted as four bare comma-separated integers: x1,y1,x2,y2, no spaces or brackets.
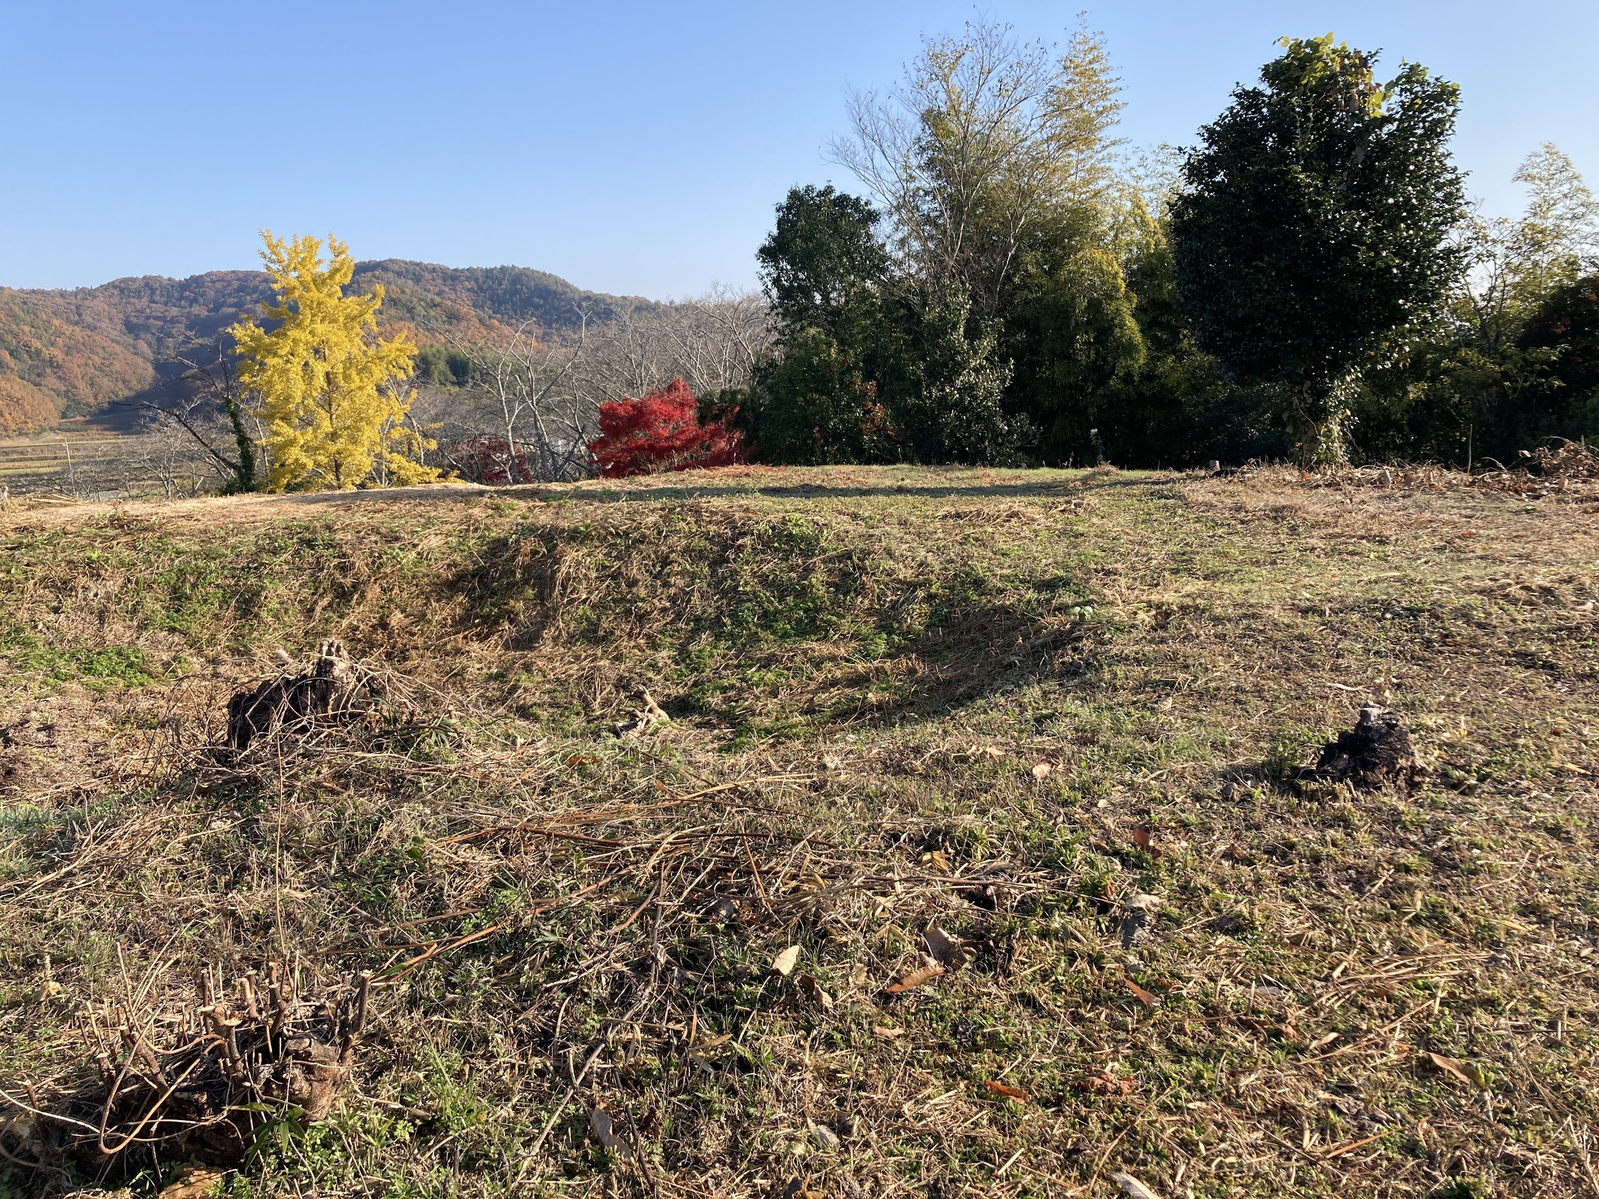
1,466,1596,1197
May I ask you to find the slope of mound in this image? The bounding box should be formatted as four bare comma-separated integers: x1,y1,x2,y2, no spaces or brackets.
1,467,1596,1197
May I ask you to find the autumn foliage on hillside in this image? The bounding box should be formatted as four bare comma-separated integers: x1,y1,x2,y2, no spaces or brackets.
588,379,744,476
0,293,157,433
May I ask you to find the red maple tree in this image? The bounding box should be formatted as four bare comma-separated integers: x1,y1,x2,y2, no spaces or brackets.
587,379,745,477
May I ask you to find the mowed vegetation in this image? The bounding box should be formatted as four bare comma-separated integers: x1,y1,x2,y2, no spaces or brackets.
2,466,1596,1197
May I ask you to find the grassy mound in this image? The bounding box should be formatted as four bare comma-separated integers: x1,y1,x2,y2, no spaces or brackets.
1,465,1597,1198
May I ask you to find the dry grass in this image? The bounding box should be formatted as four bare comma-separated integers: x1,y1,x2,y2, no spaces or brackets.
1,463,1597,1199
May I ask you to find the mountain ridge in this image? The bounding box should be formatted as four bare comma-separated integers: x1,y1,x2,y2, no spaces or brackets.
0,260,659,435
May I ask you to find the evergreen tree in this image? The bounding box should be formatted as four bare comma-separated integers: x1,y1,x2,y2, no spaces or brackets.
897,290,1016,464
750,186,899,464
1171,35,1466,465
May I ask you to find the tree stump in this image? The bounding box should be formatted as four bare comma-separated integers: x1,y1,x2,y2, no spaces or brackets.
1301,705,1418,788
226,639,381,752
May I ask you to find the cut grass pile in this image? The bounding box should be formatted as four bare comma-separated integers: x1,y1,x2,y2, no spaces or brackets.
1,463,1597,1198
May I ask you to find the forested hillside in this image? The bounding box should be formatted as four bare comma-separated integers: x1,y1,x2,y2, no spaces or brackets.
0,293,156,434
0,262,650,434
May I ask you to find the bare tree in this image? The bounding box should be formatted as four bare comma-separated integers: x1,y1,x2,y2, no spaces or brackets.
124,336,261,492
414,289,770,484
828,17,1126,315
438,311,593,482
577,288,772,402
663,286,772,394
135,412,209,498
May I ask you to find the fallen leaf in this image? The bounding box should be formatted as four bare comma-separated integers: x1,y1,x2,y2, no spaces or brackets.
885,963,945,993
771,945,801,977
1131,826,1161,857
1031,762,1053,779
923,925,969,969
983,1080,1029,1103
796,974,834,1010
1111,1172,1163,1199
872,1025,904,1038
1426,1051,1486,1089
1123,975,1159,1007
1308,1032,1341,1051
159,1169,224,1199
689,1032,733,1060
588,1109,631,1159
1323,1129,1388,1159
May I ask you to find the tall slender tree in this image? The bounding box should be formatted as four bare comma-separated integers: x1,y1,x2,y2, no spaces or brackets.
818,17,1143,464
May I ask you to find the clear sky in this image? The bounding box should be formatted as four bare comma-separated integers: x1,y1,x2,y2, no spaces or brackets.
3,0,1594,298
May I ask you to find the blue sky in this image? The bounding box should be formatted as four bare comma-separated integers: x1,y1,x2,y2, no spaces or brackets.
3,0,1595,297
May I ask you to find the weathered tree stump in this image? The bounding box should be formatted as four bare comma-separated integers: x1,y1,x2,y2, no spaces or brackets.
226,639,382,752
1301,705,1418,788
74,963,371,1167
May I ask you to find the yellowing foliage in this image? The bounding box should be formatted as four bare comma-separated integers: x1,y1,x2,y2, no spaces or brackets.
229,232,437,491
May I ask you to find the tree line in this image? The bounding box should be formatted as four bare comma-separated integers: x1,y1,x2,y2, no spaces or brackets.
728,24,1597,471
157,21,1597,492
149,244,771,492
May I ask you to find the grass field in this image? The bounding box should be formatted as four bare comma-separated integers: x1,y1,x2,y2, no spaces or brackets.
1,464,1597,1199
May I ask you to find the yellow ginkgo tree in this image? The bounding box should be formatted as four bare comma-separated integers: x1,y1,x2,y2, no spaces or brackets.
229,231,438,491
